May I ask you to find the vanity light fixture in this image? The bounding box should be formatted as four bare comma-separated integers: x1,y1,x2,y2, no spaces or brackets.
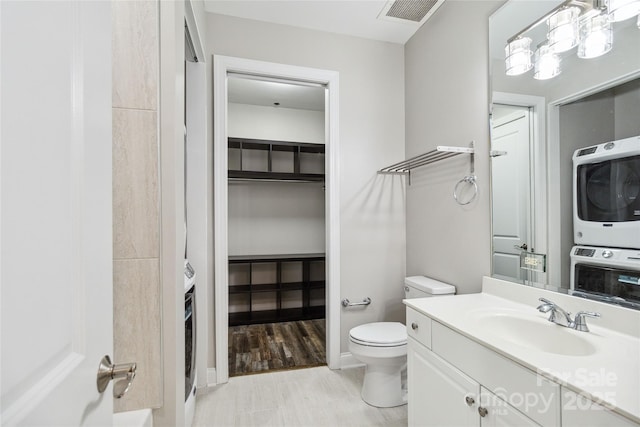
547,6,581,52
578,12,613,58
505,37,533,75
534,44,562,79
505,0,640,79
606,0,640,22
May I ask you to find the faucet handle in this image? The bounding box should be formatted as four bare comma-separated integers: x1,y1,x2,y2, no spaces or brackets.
573,311,601,332
536,297,555,312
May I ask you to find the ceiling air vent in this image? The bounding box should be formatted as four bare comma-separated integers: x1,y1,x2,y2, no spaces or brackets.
378,0,446,25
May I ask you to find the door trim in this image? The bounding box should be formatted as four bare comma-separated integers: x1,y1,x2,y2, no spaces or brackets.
213,55,341,383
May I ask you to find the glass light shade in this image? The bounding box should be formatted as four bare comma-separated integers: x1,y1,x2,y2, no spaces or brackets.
606,0,640,22
505,37,533,76
534,45,561,80
578,14,613,58
547,7,580,52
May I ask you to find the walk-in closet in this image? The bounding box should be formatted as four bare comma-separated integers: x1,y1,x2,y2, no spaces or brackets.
227,76,327,376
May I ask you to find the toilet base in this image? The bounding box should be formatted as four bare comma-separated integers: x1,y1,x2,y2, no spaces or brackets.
361,363,408,408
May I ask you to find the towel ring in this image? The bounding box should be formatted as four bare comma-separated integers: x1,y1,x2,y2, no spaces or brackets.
453,175,477,205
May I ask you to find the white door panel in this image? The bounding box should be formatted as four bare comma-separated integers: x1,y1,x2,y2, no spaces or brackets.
1,1,113,425
491,108,531,282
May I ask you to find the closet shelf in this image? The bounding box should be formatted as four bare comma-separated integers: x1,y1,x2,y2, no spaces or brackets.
378,142,475,175
228,254,326,326
228,137,325,182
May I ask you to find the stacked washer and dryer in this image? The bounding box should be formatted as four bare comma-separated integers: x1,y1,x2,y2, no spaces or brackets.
570,135,640,309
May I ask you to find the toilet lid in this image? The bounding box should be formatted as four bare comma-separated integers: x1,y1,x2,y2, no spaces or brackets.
349,322,407,346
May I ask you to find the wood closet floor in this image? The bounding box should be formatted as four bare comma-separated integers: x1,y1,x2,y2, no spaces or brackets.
228,319,326,377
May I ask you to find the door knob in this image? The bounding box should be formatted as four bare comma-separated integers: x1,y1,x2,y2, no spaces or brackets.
514,243,528,251
97,355,137,398
465,395,475,406
478,406,489,417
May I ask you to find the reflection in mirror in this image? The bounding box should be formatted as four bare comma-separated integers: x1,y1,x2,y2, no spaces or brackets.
491,105,534,284
489,0,640,306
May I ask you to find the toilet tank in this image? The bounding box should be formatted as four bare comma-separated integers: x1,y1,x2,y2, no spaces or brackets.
404,276,455,299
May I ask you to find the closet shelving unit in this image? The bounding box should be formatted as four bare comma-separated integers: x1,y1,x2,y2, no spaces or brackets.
227,137,326,325
228,137,325,182
228,254,326,326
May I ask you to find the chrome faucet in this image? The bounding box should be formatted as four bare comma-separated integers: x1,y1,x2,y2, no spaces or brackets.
536,298,601,332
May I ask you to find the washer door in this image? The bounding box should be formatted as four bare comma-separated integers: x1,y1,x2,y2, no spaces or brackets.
576,154,640,222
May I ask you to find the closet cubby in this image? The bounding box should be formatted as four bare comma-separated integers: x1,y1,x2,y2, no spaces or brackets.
228,254,326,326
228,137,325,181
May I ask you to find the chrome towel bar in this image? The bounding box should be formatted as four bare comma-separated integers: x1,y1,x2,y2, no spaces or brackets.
378,142,474,176
378,141,477,204
341,297,372,308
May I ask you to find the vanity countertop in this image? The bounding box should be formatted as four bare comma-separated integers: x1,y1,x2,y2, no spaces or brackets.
404,276,640,424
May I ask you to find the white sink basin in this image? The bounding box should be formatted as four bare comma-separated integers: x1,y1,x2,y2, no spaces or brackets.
469,310,597,357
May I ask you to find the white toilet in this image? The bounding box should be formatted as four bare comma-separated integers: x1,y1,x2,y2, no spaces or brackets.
348,276,456,408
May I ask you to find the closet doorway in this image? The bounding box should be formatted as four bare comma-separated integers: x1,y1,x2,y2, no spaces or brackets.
213,56,340,383
227,76,326,376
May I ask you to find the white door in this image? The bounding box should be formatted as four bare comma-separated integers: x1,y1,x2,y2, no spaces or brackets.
408,338,480,427
1,1,114,425
491,106,532,282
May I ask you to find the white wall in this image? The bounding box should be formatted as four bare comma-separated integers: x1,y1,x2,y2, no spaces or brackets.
206,14,406,359
404,1,502,294
228,103,324,143
614,79,640,139
229,181,326,255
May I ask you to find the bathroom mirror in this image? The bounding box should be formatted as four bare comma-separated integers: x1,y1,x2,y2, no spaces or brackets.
489,0,640,292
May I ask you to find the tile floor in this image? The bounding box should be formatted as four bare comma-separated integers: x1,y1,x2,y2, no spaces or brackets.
193,366,408,427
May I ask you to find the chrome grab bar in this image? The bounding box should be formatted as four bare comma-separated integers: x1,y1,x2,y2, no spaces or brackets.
341,297,372,308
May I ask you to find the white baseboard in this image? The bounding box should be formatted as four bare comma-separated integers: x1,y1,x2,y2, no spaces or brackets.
202,358,359,391
340,352,364,369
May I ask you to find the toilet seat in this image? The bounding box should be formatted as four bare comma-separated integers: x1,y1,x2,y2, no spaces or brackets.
349,322,407,347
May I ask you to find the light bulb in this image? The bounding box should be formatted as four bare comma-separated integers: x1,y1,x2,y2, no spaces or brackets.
505,37,533,76
548,7,580,52
534,44,561,80
578,13,613,58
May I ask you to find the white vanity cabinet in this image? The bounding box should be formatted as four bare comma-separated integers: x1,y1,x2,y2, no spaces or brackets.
407,307,558,427
562,390,639,427
479,387,540,427
408,336,541,427
405,279,640,426
408,335,479,426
